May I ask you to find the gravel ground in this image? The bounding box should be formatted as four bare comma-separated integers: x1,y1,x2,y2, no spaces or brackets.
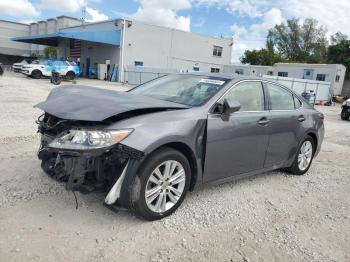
0,72,349,262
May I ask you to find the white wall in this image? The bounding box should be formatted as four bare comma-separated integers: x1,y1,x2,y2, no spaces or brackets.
122,20,233,77
0,20,30,56
223,64,273,76
274,63,346,95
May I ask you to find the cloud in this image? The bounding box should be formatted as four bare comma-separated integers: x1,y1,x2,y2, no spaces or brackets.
193,0,268,18
0,0,39,17
130,0,191,31
230,8,284,61
40,0,86,12
280,0,350,35
193,17,205,27
85,6,108,22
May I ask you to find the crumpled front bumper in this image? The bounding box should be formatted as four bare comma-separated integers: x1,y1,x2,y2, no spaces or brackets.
38,134,144,192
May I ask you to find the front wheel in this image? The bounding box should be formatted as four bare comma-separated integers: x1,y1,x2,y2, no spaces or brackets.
341,108,349,120
129,147,191,220
286,136,314,175
66,71,76,80
31,70,42,79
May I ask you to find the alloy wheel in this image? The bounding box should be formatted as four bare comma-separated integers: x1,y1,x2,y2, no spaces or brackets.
298,140,313,171
145,160,186,213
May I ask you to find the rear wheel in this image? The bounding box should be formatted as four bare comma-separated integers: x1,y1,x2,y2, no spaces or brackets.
341,109,349,120
66,71,76,80
286,136,314,175
31,70,42,79
128,147,191,220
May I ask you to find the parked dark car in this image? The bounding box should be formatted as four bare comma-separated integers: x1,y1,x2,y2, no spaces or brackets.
341,98,350,120
36,73,324,220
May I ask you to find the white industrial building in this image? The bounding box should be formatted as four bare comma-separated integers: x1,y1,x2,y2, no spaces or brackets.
224,63,346,95
223,64,274,77
273,63,346,95
0,17,82,63
8,17,233,82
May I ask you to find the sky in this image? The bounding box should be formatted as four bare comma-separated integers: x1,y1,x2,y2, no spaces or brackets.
1,0,350,62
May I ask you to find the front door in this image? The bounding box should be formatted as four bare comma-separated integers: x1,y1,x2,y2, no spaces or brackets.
204,81,270,182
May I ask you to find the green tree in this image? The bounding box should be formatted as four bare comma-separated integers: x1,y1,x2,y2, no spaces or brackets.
267,18,328,63
327,33,350,78
44,46,57,58
240,48,284,66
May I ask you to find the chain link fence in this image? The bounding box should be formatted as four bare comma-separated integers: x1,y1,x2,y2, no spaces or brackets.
124,66,180,85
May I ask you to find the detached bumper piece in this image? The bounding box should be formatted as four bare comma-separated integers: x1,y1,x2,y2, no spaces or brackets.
38,143,144,192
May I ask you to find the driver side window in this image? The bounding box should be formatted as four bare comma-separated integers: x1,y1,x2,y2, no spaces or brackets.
221,81,265,112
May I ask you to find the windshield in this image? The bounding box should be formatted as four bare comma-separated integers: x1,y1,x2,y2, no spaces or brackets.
129,74,230,106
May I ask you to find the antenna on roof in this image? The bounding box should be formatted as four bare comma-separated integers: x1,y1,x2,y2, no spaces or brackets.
81,6,86,27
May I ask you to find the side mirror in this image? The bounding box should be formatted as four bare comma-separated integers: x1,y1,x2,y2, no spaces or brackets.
222,98,241,115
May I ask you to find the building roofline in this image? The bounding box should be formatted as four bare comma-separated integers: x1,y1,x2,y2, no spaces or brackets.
56,15,80,21
60,17,233,43
228,64,273,68
0,19,29,26
274,62,344,67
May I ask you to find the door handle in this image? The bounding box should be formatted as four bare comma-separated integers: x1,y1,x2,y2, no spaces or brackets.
258,117,270,126
298,115,306,122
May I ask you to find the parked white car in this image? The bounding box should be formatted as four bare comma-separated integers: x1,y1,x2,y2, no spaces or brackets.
12,59,34,73
22,59,81,79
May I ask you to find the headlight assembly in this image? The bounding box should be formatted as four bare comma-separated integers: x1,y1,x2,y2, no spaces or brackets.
48,129,133,150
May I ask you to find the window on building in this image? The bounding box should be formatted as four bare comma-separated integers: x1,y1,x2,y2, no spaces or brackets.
193,66,199,71
267,83,295,110
335,75,340,82
211,68,220,73
134,61,144,67
212,46,223,57
316,74,326,81
267,71,273,76
277,72,288,77
235,69,244,75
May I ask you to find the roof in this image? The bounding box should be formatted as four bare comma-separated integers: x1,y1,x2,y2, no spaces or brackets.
12,30,121,46
274,63,344,67
0,19,29,26
181,72,273,82
56,16,80,21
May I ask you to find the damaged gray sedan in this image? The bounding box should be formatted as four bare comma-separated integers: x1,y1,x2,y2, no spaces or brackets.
36,73,324,220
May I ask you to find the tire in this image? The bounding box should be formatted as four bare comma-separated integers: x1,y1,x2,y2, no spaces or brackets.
31,70,42,79
66,71,75,80
286,136,314,175
128,147,191,220
341,109,349,120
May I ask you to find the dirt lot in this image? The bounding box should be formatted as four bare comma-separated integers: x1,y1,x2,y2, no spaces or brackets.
0,72,349,262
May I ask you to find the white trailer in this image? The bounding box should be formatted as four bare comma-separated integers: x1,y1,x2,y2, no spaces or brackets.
263,75,332,103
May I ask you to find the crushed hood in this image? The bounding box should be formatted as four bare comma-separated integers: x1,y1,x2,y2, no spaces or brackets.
35,85,189,121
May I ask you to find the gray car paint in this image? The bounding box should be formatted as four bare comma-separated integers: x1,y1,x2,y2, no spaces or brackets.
35,85,189,121
37,74,324,193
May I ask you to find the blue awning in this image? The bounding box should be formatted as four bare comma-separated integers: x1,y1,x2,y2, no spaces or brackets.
12,30,120,46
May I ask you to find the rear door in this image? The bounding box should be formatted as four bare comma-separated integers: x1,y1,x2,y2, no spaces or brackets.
204,80,270,182
264,82,305,166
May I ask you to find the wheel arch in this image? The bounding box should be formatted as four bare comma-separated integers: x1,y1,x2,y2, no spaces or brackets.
306,131,318,153
157,142,198,191
117,141,200,209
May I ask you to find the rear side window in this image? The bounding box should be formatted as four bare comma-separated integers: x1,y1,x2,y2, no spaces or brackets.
267,83,295,110
222,81,264,111
293,95,302,109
